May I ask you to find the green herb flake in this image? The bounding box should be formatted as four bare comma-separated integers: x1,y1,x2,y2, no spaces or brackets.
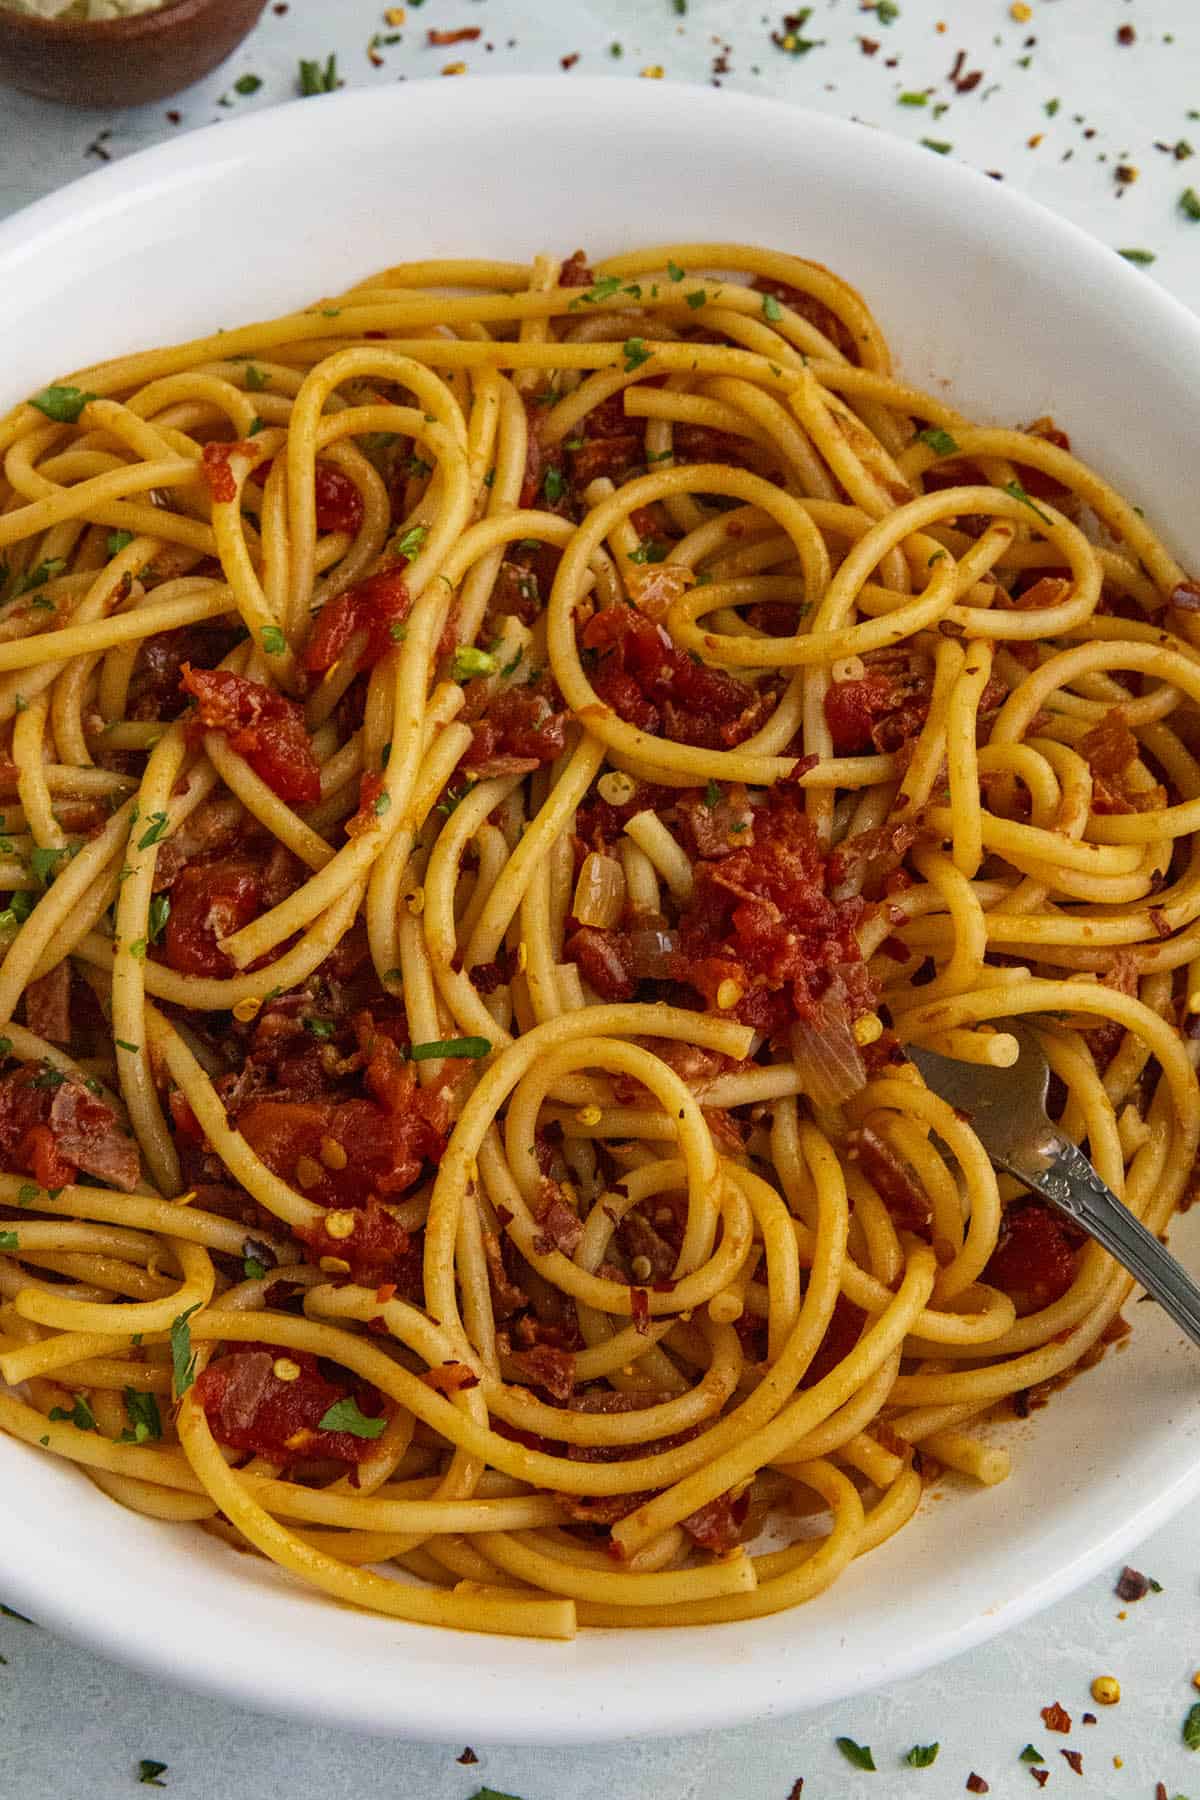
30,385,96,424
115,1039,139,1054
410,1036,491,1061
905,1744,939,1768
137,1763,169,1789
609,40,622,57
0,1232,18,1251
389,621,408,643
918,426,959,456
106,530,134,557
1185,1702,1200,1750
0,1038,12,1059
243,1255,267,1281
761,293,784,322
704,780,722,808
129,938,148,961
836,1737,877,1771
1004,478,1053,525
298,53,338,96
373,789,391,817
48,1395,96,1432
1181,187,1200,220
317,1397,387,1439
244,366,269,394
685,289,707,309
121,1389,162,1444
137,811,170,850
1119,248,1157,265
148,893,170,944
452,646,497,682
875,0,899,19
1044,96,1060,116
170,1303,201,1397
303,1016,336,1039
16,1183,39,1207
29,846,70,887
921,138,953,155
1019,1746,1045,1764
394,523,429,560
667,259,686,282
248,417,266,437
18,558,67,595
542,466,566,503
623,337,652,372
260,625,287,656
627,540,668,566
234,73,262,95
898,91,928,106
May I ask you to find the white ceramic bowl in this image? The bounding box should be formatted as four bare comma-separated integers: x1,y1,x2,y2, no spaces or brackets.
1,78,1199,1745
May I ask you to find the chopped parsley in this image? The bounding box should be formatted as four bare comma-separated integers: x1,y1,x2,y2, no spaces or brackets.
898,91,928,106
921,138,953,154
373,790,391,817
1185,1703,1200,1750
0,1232,17,1251
1119,248,1157,264
148,893,170,943
247,417,266,437
1019,1747,1045,1764
628,540,668,565
394,523,429,560
234,73,262,95
137,811,170,850
303,1016,336,1039
0,1038,11,1059
298,54,338,95
452,646,497,681
115,1039,140,1054
260,625,287,655
318,1397,387,1439
704,779,723,807
905,1744,939,1767
835,1737,876,1771
623,337,652,372
876,0,899,19
30,385,96,423
574,274,622,307
48,1395,96,1432
18,557,67,594
120,1389,162,1445
667,259,686,282
137,1763,169,1788
1004,478,1053,525
170,1303,201,1398
1181,187,1200,220
685,289,707,309
16,1183,39,1207
129,938,148,961
917,426,959,456
1044,96,1060,116
410,1036,490,1061
29,846,71,886
542,466,567,504
106,530,134,557
761,293,783,321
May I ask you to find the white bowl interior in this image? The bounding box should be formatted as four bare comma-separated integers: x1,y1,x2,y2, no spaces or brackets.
1,78,1199,1742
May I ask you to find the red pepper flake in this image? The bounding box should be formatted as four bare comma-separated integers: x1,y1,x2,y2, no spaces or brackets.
375,1282,397,1304
1116,22,1136,43
428,27,481,45
166,109,182,124
1156,1785,1168,1800
957,69,982,92
1028,133,1044,149
859,35,879,53
1041,1702,1072,1732
560,51,580,69
630,1285,651,1335
273,2,288,11
1081,1712,1097,1725
1150,907,1172,939
966,1777,989,1794
456,1748,479,1766
1060,1749,1083,1775
423,1361,480,1394
1115,164,1139,186
786,1784,805,1800
1115,1564,1151,1600
1030,1773,1049,1790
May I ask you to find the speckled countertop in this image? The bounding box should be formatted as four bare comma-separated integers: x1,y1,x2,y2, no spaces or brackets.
2,3,1199,1796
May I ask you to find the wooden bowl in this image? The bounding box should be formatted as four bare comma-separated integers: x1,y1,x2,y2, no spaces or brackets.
0,0,269,108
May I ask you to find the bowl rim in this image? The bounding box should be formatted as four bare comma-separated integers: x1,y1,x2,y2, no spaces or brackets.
0,0,258,43
1,75,1200,1744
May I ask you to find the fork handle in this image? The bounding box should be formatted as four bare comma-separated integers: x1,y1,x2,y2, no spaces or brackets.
1005,1134,1200,1350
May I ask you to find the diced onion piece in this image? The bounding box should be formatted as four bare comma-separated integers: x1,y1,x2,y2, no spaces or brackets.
573,852,627,929
790,1008,867,1106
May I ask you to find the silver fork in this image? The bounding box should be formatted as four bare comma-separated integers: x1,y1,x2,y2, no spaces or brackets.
906,1021,1200,1348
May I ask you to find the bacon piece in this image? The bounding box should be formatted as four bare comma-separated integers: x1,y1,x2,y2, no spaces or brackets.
23,963,70,1046
200,439,243,503
0,1066,139,1192
532,1178,583,1257
800,1295,865,1388
847,1123,931,1233
559,249,595,288
568,434,643,486
675,784,755,859
504,1343,576,1401
750,272,862,364
460,678,568,772
965,1776,989,1794
195,1345,386,1465
1114,1565,1150,1601
582,605,771,751
681,1487,750,1553
423,1361,481,1393
483,1229,529,1321
304,568,411,676
180,665,321,805
827,818,918,899
565,925,637,1000
985,1202,1078,1315
51,1079,141,1191
1078,707,1163,814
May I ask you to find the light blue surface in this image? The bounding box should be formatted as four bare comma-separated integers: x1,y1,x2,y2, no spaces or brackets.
2,2,1199,1794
